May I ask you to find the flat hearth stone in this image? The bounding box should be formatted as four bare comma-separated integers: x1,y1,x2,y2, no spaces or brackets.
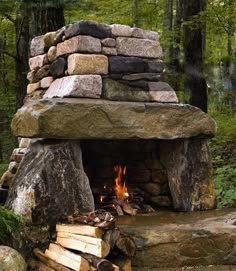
117,209,236,269
11,98,216,140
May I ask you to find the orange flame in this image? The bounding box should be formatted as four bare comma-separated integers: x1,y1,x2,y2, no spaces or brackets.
114,165,129,199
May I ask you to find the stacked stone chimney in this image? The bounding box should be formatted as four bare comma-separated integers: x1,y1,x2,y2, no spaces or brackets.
26,20,177,103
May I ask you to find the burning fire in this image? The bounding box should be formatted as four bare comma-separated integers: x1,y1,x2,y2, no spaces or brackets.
114,165,129,199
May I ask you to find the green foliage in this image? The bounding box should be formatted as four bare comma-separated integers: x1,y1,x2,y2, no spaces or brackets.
214,164,236,208
209,108,236,208
0,206,23,243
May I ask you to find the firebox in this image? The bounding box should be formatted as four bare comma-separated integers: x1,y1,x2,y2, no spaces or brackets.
81,140,171,213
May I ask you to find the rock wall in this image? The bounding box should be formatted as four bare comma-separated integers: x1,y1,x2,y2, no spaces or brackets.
26,20,178,103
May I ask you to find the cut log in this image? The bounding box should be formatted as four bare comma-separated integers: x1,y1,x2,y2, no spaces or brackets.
33,248,71,271
57,233,110,258
115,235,136,257
45,243,90,271
80,253,114,271
57,224,103,238
28,258,55,271
115,205,124,216
121,203,137,216
103,228,121,249
111,257,132,271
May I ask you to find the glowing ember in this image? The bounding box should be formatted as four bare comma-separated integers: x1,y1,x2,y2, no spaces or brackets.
100,195,106,203
114,165,129,199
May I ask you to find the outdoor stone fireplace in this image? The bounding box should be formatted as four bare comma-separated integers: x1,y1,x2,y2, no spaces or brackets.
5,20,217,226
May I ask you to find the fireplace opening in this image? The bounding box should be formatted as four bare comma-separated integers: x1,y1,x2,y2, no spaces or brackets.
81,139,173,214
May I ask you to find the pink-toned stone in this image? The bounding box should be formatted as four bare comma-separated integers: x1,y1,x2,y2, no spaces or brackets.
111,24,132,37
40,77,54,89
131,27,158,40
101,38,116,47
102,47,117,56
116,37,162,58
148,82,178,103
27,82,40,94
57,35,101,57
29,54,47,70
150,91,178,103
30,35,45,57
68,54,108,75
47,46,57,62
43,75,102,99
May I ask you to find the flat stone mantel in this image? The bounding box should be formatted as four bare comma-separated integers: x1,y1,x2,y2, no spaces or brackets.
12,98,216,139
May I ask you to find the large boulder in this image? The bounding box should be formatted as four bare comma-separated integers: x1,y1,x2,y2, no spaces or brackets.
11,98,216,140
5,140,94,225
0,246,26,271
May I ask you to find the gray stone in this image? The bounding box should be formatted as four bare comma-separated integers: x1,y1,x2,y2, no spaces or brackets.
27,82,40,94
49,57,67,78
119,79,149,90
47,46,57,62
131,27,158,40
27,70,38,83
109,56,145,74
145,60,164,73
30,35,45,57
43,31,56,47
40,76,54,89
102,47,117,55
43,75,102,98
35,65,50,80
117,209,236,268
143,182,161,196
54,26,68,44
11,98,217,140
103,79,150,101
8,161,19,174
57,35,101,57
5,140,94,224
116,37,163,58
122,73,162,81
68,54,108,75
29,54,47,70
0,246,26,271
150,195,172,207
111,24,132,37
101,38,116,47
65,20,112,39
148,82,179,103
160,139,216,211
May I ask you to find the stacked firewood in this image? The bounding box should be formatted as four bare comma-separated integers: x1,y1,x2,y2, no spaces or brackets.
28,210,136,271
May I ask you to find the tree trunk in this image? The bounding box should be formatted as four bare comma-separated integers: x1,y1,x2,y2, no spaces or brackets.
30,0,65,37
15,0,65,109
132,0,139,27
15,0,30,109
182,0,208,112
164,0,173,63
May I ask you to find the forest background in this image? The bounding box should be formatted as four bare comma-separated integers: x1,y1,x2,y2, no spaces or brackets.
0,0,235,208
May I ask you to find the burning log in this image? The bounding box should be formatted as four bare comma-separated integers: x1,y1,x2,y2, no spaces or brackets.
33,248,72,271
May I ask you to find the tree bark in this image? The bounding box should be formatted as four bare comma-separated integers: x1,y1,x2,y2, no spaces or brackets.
182,0,208,112
164,0,173,63
15,0,30,109
132,0,139,27
30,0,65,37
